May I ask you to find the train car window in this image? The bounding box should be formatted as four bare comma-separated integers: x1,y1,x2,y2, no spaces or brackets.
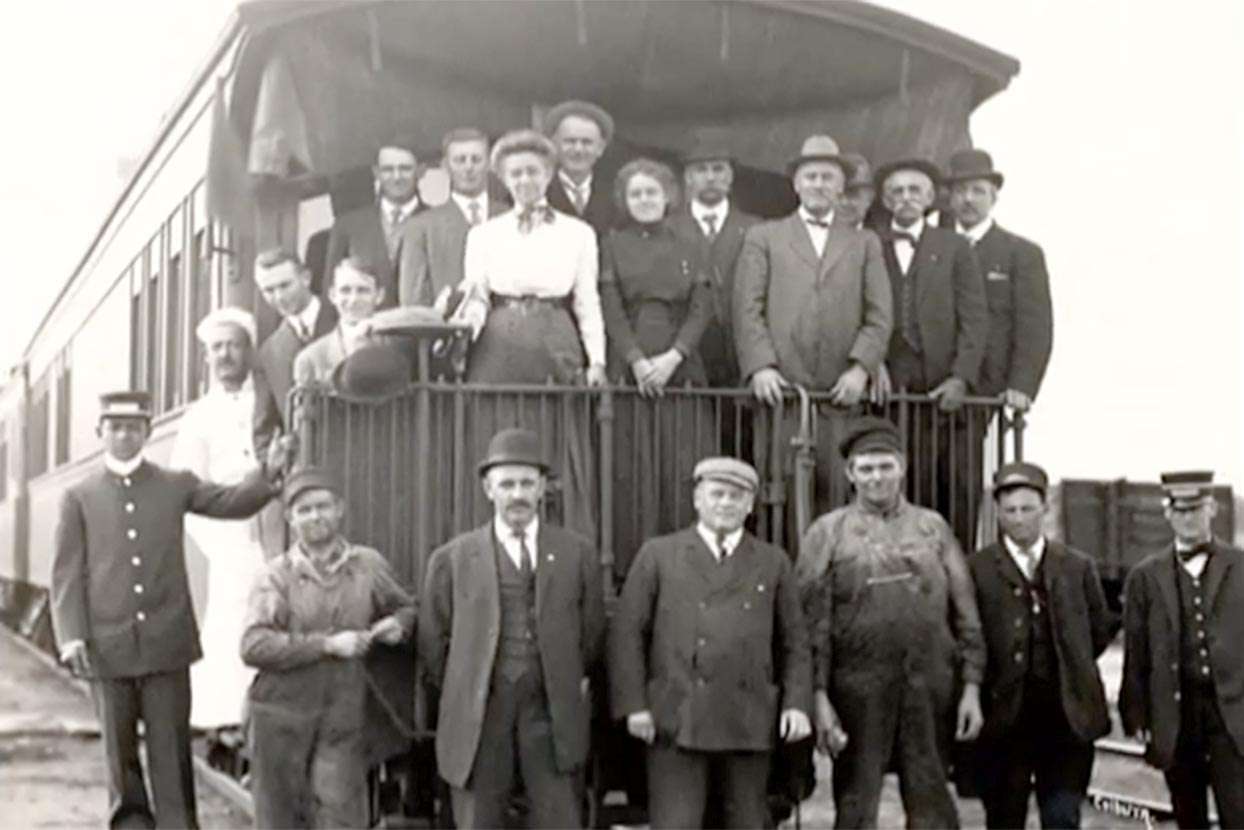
145,244,160,407
164,249,184,412
26,373,50,480
128,263,142,391
189,226,211,400
54,348,72,467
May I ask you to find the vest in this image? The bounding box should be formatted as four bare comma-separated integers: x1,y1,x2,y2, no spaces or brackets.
1017,555,1057,683
882,238,923,355
1175,562,1215,688
494,535,541,682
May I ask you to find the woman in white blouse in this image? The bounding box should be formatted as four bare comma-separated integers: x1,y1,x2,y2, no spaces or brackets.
456,129,607,385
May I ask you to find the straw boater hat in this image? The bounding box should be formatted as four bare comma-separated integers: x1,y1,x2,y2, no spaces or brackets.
943,148,1004,189
195,306,257,346
873,157,943,191
542,99,615,143
787,134,855,178
477,428,550,476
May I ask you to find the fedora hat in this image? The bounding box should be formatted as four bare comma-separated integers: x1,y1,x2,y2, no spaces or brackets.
477,427,549,476
787,134,855,178
683,131,733,165
874,157,943,191
331,344,412,398
943,148,1004,188
841,152,874,191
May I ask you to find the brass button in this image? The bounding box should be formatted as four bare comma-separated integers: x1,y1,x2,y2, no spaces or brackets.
127,529,138,540
133,584,143,595
125,503,135,513
136,611,146,622
131,557,141,566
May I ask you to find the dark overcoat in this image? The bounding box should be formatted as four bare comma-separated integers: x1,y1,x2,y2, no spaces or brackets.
419,523,605,788
971,223,1053,399
609,527,812,752
324,204,411,305
253,299,338,454
969,540,1116,742
1119,541,1244,768
50,462,277,678
547,175,619,238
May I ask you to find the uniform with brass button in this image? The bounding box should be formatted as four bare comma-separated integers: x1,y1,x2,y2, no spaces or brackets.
49,391,282,830
1120,471,1244,829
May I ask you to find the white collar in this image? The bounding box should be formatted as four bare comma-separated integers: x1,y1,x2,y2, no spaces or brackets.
558,170,592,194
380,195,420,219
891,215,925,240
104,453,144,476
495,514,539,547
696,523,745,560
956,216,994,244
1003,534,1046,563
451,190,488,217
799,207,835,226
288,295,321,334
691,198,730,224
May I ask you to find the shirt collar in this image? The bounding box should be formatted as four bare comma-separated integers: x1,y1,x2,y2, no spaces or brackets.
380,195,420,221
691,198,730,224
558,170,592,195
495,514,539,548
696,523,745,559
289,295,322,334
208,373,255,401
1003,534,1046,562
956,216,994,244
891,215,925,240
289,537,355,579
799,207,835,227
451,190,488,217
856,494,908,520
104,453,144,476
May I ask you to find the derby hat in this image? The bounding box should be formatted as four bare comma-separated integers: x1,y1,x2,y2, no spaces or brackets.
477,427,549,476
943,148,1004,188
874,157,943,191
683,131,733,165
331,344,412,398
787,134,855,178
542,99,615,144
841,152,875,191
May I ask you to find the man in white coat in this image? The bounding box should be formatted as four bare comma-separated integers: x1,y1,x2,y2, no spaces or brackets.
170,307,282,756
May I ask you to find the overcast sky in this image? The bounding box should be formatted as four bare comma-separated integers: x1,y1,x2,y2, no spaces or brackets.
1,0,1241,487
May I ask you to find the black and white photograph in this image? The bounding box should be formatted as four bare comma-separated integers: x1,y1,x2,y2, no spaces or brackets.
1,1,1241,828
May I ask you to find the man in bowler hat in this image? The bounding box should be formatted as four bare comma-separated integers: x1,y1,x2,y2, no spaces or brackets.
610,457,812,828
969,462,1116,828
51,391,289,829
420,428,606,828
1120,471,1244,828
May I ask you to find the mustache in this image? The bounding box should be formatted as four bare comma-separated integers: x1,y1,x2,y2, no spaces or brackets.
505,499,534,510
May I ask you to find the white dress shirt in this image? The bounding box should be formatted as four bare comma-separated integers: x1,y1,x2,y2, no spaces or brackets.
380,195,421,225
558,171,592,212
891,215,926,274
495,515,539,572
691,199,731,237
459,204,605,366
287,295,323,343
955,216,994,247
1176,542,1210,578
696,523,745,562
1003,534,1046,581
451,191,490,226
799,207,836,259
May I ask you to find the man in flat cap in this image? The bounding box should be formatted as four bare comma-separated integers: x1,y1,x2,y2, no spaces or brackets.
796,416,985,828
420,428,605,828
51,391,289,829
734,134,892,511
169,307,282,761
873,157,987,546
1120,471,1244,828
945,149,1053,413
326,139,423,302
544,99,618,237
667,135,760,388
968,462,1115,828
610,457,811,828
242,467,414,828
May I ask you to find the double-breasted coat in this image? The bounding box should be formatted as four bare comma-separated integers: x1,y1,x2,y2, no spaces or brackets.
1119,541,1244,769
734,213,892,388
419,523,606,788
609,527,812,751
969,540,1116,743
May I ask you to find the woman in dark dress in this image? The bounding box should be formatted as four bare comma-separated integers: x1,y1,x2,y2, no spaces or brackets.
600,158,718,574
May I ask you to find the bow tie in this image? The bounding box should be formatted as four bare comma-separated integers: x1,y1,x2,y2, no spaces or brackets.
1178,542,1213,561
518,204,555,233
889,231,917,245
805,217,831,229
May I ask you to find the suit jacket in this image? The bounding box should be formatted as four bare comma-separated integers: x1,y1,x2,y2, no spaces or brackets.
667,204,760,386
325,204,410,306
50,461,277,678
1120,541,1244,768
610,528,811,752
253,300,338,455
734,213,892,387
881,225,988,389
969,540,1115,743
547,175,618,238
398,197,507,307
971,223,1053,399
292,327,350,386
419,523,605,787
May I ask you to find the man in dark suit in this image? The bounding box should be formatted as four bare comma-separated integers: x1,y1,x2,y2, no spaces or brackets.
399,127,507,309
325,140,422,304
667,136,759,388
873,158,988,545
51,391,286,829
945,149,1053,410
969,462,1115,828
610,456,812,828
420,428,605,829
251,248,338,456
735,134,892,511
1120,471,1244,829
543,99,618,237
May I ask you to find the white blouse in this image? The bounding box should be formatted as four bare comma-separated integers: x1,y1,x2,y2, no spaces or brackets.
458,205,605,366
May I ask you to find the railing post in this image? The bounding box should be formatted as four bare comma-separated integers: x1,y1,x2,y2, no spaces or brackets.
597,388,615,601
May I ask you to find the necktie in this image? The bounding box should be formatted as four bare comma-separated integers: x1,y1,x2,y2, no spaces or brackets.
1019,548,1034,581
703,213,718,239
390,204,405,228
570,184,587,214
468,200,482,226
1178,542,1213,562
513,529,534,579
384,205,405,257
717,536,730,563
292,317,309,343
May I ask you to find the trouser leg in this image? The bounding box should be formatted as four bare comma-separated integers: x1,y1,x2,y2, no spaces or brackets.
895,681,959,829
1204,694,1244,829
1165,710,1211,829
137,669,197,829
829,679,899,829
92,677,154,829
646,744,709,829
451,675,520,830
1033,723,1093,829
310,735,368,829
718,751,772,829
975,735,1034,829
514,672,581,829
249,701,319,829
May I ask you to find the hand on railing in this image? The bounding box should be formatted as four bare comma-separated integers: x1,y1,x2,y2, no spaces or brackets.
869,362,893,406
929,376,968,412
1002,388,1032,412
828,363,869,407
584,363,607,387
749,367,788,407
633,349,683,397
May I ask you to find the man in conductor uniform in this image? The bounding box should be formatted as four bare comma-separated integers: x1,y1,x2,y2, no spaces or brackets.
610,457,812,828
420,428,606,828
969,462,1115,828
51,391,287,828
1120,471,1244,829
